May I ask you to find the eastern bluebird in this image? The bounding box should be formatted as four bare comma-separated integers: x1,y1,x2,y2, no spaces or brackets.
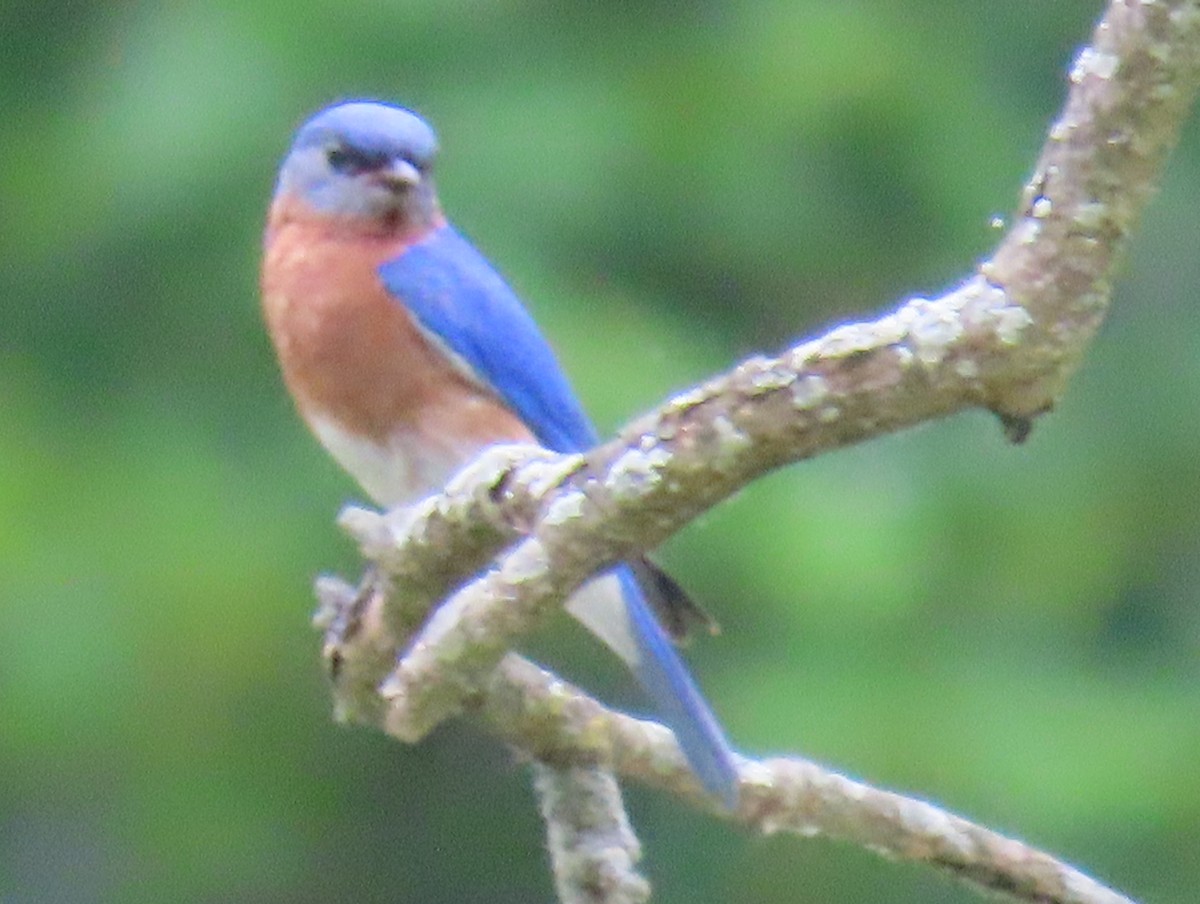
261,101,740,808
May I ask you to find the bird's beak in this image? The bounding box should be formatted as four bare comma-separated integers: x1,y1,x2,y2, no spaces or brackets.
378,158,421,191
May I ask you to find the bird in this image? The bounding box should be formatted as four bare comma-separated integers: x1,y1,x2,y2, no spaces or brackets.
260,100,740,809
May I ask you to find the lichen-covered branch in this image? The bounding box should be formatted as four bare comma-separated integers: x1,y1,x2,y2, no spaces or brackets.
532,762,650,904
353,3,1200,735
311,2,1200,903
505,656,1136,904
317,578,1136,904
314,445,572,725
744,760,1133,904
375,0,1200,745
985,0,1200,416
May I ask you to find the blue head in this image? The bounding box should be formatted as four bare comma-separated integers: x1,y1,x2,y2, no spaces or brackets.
275,101,442,229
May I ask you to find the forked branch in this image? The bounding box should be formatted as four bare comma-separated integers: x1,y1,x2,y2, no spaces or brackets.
314,2,1200,902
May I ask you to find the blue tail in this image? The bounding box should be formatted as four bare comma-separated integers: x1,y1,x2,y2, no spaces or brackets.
568,566,740,809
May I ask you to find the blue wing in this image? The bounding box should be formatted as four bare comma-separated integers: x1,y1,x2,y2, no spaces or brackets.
378,226,597,453
380,226,740,808
614,567,740,807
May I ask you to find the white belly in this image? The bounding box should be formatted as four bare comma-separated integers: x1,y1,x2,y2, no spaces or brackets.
308,413,465,507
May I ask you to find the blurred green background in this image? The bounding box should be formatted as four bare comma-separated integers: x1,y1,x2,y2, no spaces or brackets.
4,1,1198,901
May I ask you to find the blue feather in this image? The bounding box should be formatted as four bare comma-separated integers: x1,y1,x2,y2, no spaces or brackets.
614,567,740,808
379,226,596,454
379,226,739,807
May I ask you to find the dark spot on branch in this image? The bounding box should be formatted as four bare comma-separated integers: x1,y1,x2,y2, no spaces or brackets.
995,411,1037,444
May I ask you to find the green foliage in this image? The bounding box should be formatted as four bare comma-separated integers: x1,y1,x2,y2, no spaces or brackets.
4,2,1198,901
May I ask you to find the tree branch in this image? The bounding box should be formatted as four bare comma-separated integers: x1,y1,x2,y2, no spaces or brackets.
317,578,1136,904
505,657,1136,904
310,1,1200,902
376,0,1200,745
532,762,650,904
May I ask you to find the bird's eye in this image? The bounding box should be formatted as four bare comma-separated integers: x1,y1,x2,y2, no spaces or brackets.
326,145,387,175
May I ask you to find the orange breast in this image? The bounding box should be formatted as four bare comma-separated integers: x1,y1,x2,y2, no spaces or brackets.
260,196,534,485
